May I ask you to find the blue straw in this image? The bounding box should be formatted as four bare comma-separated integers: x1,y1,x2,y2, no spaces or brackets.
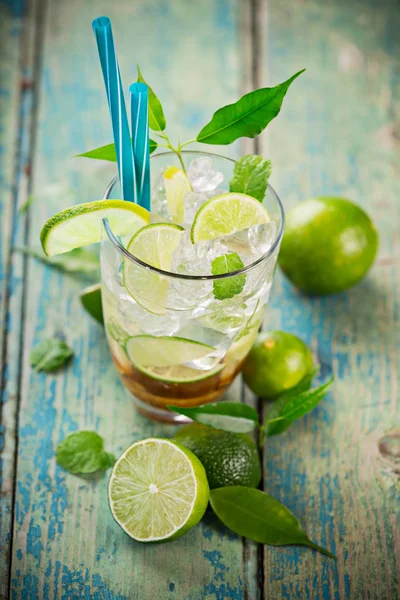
130,83,151,210
92,16,137,203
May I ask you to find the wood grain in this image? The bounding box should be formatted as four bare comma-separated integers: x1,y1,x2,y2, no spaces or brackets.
6,1,260,598
257,0,400,597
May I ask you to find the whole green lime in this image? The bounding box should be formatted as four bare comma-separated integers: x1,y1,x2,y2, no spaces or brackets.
242,330,313,399
278,197,379,295
174,423,261,490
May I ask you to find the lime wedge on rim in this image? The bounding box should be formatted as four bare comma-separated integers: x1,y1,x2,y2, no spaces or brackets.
40,200,149,256
108,438,209,542
163,166,192,224
123,223,184,315
125,335,215,368
190,192,270,243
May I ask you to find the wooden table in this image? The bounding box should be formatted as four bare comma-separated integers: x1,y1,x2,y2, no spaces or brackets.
1,0,399,598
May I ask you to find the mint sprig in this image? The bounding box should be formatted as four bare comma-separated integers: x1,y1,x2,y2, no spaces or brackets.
229,155,272,202
212,252,246,300
56,431,116,474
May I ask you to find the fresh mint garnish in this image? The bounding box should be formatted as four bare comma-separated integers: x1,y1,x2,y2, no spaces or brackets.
212,252,246,300
137,65,166,132
30,338,73,372
56,431,116,474
196,70,305,145
229,155,272,202
167,402,259,433
75,139,157,162
17,247,100,278
261,373,334,441
210,486,335,558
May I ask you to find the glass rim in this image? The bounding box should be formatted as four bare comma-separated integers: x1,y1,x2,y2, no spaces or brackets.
102,150,285,282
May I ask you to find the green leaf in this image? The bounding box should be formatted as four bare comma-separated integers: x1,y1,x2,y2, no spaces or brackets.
196,69,305,145
210,486,336,558
212,253,246,300
79,284,104,324
56,431,116,474
167,402,259,433
137,65,166,132
16,247,99,278
75,139,158,162
229,155,272,202
264,373,333,438
30,338,73,372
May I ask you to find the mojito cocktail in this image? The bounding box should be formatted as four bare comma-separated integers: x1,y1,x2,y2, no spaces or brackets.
100,152,283,421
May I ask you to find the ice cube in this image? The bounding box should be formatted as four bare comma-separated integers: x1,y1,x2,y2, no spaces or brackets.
183,191,209,225
171,230,228,276
151,166,169,217
188,157,224,193
118,292,182,336
248,221,277,257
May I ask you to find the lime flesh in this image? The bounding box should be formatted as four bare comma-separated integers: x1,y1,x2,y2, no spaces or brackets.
123,223,184,315
108,438,209,542
40,199,149,256
191,192,270,243
163,166,192,224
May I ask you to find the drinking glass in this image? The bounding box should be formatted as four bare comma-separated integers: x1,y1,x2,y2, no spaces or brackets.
101,151,284,422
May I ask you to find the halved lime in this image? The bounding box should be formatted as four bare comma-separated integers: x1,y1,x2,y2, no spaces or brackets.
108,438,209,542
163,166,192,224
40,200,149,256
80,283,103,324
191,192,270,243
125,335,215,368
123,223,184,315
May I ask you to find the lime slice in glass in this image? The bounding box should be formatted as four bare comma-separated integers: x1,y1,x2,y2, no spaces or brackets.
108,438,209,542
163,166,192,224
125,335,215,367
40,200,149,256
123,223,184,315
79,283,103,324
190,192,270,243
132,363,224,384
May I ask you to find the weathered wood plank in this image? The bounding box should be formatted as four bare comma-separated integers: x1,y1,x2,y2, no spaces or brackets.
257,0,400,597
9,1,260,598
0,1,34,596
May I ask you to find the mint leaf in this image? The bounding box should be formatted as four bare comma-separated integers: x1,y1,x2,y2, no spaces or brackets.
196,69,305,145
210,487,335,558
19,194,36,214
137,65,166,132
75,139,158,162
212,253,246,300
263,373,333,438
30,338,73,372
56,431,116,474
229,155,272,202
16,247,99,278
167,402,259,433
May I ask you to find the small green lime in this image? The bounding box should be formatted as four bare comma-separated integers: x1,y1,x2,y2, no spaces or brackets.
278,197,379,295
174,423,261,490
242,330,313,399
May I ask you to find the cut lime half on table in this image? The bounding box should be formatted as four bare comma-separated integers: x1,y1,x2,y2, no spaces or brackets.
40,199,149,256
125,335,224,383
191,192,270,243
108,438,209,542
123,223,184,315
163,166,192,224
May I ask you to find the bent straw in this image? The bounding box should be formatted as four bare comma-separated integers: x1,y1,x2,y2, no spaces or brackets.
92,16,137,203
130,82,150,210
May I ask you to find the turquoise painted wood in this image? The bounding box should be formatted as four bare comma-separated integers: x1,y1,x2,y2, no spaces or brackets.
0,0,399,598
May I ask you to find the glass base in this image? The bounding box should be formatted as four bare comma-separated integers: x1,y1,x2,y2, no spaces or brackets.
129,392,192,424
